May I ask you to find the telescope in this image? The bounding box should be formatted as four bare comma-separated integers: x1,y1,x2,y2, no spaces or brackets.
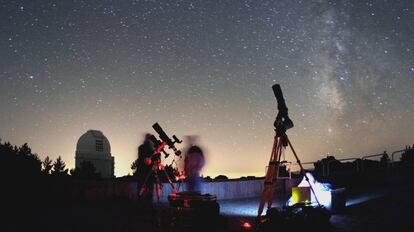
272,84,294,136
139,123,182,200
147,134,171,158
152,122,182,157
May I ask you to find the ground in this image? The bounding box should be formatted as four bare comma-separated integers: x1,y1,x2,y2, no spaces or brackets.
5,183,414,232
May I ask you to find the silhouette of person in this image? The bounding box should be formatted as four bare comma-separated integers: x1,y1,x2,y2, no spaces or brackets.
380,150,390,168
184,145,205,193
136,133,156,210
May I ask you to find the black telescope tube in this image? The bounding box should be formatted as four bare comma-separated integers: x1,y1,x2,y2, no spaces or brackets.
152,122,182,156
272,84,288,115
152,123,174,148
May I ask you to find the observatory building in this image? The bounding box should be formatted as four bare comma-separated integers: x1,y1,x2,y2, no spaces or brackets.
75,130,115,178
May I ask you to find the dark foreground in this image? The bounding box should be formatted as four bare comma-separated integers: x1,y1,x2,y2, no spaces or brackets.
4,183,414,232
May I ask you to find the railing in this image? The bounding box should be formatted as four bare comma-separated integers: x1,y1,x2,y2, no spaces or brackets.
361,153,387,171
264,161,293,179
326,157,360,177
264,146,412,178
290,161,315,170
278,161,292,179
391,149,407,165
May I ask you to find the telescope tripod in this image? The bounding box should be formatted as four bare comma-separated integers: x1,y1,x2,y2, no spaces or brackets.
139,157,178,201
257,133,321,218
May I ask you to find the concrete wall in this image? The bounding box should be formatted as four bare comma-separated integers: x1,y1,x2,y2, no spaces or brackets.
49,178,302,203
152,178,302,202
153,179,264,202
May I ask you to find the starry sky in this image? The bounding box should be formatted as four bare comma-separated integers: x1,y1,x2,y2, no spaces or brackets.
1,0,413,178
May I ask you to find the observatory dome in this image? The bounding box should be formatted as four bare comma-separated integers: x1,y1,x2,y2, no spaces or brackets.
76,130,111,156
75,130,114,178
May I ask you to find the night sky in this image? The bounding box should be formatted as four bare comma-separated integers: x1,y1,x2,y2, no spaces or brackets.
1,0,413,178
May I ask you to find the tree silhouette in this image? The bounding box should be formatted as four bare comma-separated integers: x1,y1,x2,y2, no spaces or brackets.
18,143,30,155
1,140,43,211
214,175,229,180
0,142,42,179
18,143,42,178
131,158,138,176
401,146,414,163
71,161,101,179
51,156,68,177
42,156,53,175
0,141,18,177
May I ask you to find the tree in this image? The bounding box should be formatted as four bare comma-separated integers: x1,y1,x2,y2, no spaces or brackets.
0,140,42,209
131,159,138,176
214,175,229,180
42,156,53,175
71,161,100,179
401,146,414,163
0,140,18,177
51,156,68,177
18,143,31,157
14,143,42,178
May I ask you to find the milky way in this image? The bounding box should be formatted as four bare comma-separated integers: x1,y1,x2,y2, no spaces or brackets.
0,0,413,177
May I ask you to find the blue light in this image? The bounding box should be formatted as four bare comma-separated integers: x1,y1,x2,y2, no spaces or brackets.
287,173,332,208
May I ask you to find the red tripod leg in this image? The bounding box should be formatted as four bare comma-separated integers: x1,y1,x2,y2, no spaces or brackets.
258,137,279,217
156,183,161,200
267,141,283,210
139,167,155,196
139,185,146,196
162,168,178,194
